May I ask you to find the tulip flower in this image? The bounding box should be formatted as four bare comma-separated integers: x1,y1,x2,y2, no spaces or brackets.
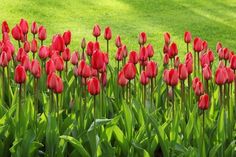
19,19,28,41
118,70,128,87
23,41,30,53
54,56,64,75
52,34,64,53
163,53,169,68
86,41,94,59
163,44,169,54
38,25,47,46
138,32,147,46
63,30,71,47
71,51,79,65
62,47,71,74
16,48,26,62
128,51,138,65
139,46,148,71
31,39,38,58
194,81,204,97
93,24,101,41
53,75,64,94
0,51,8,105
168,42,178,59
2,21,10,34
216,42,222,53
193,37,203,75
203,64,212,93
12,24,23,47
202,40,208,53
46,59,56,75
91,50,104,71
82,63,91,79
146,44,154,59
31,59,41,79
164,32,171,46
104,27,112,53
140,70,149,106
123,63,136,80
31,21,38,38
21,55,31,72
178,63,188,111
121,45,128,64
184,31,192,52
39,46,49,60
174,56,180,69
115,35,122,48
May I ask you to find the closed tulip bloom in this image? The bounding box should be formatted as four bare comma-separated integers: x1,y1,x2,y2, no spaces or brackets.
2,21,10,33
77,60,86,76
31,21,38,35
63,30,71,46
39,46,49,60
115,35,122,48
230,55,236,70
129,51,139,64
53,76,64,93
47,72,57,90
87,77,100,95
163,44,169,54
91,50,104,70
138,32,147,45
226,67,234,83
163,53,169,65
12,24,23,41
164,32,171,45
93,42,100,52
45,59,56,75
62,47,71,61
21,55,31,71
207,50,214,63
104,27,112,40
90,67,98,77
52,34,65,52
140,71,149,85
167,69,179,86
202,40,208,52
71,51,79,65
2,32,10,42
185,58,193,75
123,63,136,80
174,56,180,68
147,44,154,58
73,66,78,76
184,31,192,43
31,59,41,78
168,42,178,58
203,64,212,80
139,46,148,62
93,24,101,38
193,37,203,52
192,77,200,90
31,39,38,53
38,25,47,41
81,38,86,49
54,56,64,71
99,62,107,73
103,53,109,65
178,63,188,80
101,72,107,87
118,70,128,87
14,65,26,84
146,61,157,78
16,48,26,62
185,52,193,61
86,41,94,56
82,64,91,78
0,51,8,67
200,53,210,67
215,66,228,85
218,48,224,60
19,19,28,35
229,51,234,61
194,81,204,96
223,48,229,60
198,94,209,110
163,69,169,83
23,41,30,53
216,42,222,53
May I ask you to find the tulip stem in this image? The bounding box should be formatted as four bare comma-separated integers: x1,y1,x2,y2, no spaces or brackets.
234,70,236,119
93,95,97,157
56,93,59,127
2,67,5,107
7,65,11,105
106,40,109,54
65,61,68,77
18,84,22,132
181,80,185,118
18,40,21,48
34,78,38,134
202,110,205,156
41,40,43,47
151,78,154,110
194,51,196,76
172,86,175,119
187,43,189,53
197,52,200,75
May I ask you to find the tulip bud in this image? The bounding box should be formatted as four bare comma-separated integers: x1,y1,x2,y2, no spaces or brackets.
230,55,236,70
128,51,139,64
184,31,191,43
38,25,47,41
139,46,148,62
200,53,210,68
93,24,101,38
82,64,91,78
203,64,212,80
46,59,56,75
21,55,31,71
138,32,147,45
91,50,104,70
207,50,214,63
167,69,179,86
164,32,171,45
54,56,64,72
123,63,136,80
118,70,128,87
47,72,57,90
63,30,71,46
192,77,200,90
115,47,123,61
11,24,23,41
226,67,234,84
62,47,71,61
163,53,169,66
202,40,208,52
77,60,85,76
140,71,149,85
104,27,112,40
19,18,29,35
2,21,10,33
31,21,38,35
115,35,122,48
87,77,100,95
16,48,26,62
101,72,107,87
31,39,38,53
147,44,154,58
81,38,86,49
194,81,204,96
52,34,64,52
215,66,228,85
86,41,94,56
14,65,26,84
198,93,209,110
71,51,79,65
163,44,169,54
31,59,41,78
23,41,30,53
168,42,178,58
174,56,180,68
39,46,49,60
0,51,8,67
178,63,188,80
216,42,222,53
53,75,64,93
146,61,157,78
193,37,203,52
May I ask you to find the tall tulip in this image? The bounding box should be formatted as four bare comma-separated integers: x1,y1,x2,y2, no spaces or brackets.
93,24,101,41
38,25,46,46
63,30,71,47
184,31,192,52
31,21,38,38
104,27,112,53
138,32,147,47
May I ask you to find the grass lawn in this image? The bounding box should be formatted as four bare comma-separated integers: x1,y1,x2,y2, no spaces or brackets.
1,0,236,62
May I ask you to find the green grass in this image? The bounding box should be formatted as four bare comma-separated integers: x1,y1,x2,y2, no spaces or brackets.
1,0,236,62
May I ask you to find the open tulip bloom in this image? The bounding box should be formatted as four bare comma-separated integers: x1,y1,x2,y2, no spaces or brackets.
0,19,235,157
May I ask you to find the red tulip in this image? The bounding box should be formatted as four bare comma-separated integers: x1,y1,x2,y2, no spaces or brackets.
230,55,236,70
19,19,28,35
104,27,112,40
121,45,128,58
73,66,78,76
47,72,57,90
81,38,86,49
2,32,10,42
71,51,79,65
38,25,47,41
23,41,30,53
31,21,38,35
129,51,139,64
185,52,193,61
163,69,169,83
138,32,147,45
16,48,26,62
223,48,229,60
202,40,208,52
46,59,56,75
11,24,23,41
115,35,122,48
203,64,212,80
82,64,91,78
184,31,192,43
31,39,38,53
168,42,178,58
194,81,204,96
94,42,100,52
2,21,10,33
86,41,94,56
14,65,26,84
218,48,224,60
54,56,64,72
198,93,209,110
123,63,136,80
207,50,214,63
174,56,180,68
139,46,148,62
164,32,170,45
185,58,193,75
62,47,71,61
77,60,86,76
0,51,8,67
87,77,100,95
103,53,109,65
178,63,188,80
163,44,169,54
118,70,128,87
52,34,64,52
163,53,169,65
93,24,101,38
140,71,149,85
31,59,41,78
229,51,234,61
193,37,203,52
91,50,104,70
192,77,200,90
101,72,107,87
216,42,222,53
53,75,64,93
21,55,31,71
215,66,228,85
167,69,179,86
147,44,154,58
146,61,157,78
39,46,49,60
226,67,234,84
90,67,98,77
200,53,210,67
63,30,71,46
115,47,123,61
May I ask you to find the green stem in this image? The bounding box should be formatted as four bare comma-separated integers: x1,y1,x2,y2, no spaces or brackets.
202,110,205,156
172,86,175,119
194,51,196,77
2,67,4,106
93,95,97,157
151,78,153,110
106,40,109,54
41,40,43,47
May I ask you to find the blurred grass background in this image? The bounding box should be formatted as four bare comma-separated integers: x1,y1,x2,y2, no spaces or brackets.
0,0,236,63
